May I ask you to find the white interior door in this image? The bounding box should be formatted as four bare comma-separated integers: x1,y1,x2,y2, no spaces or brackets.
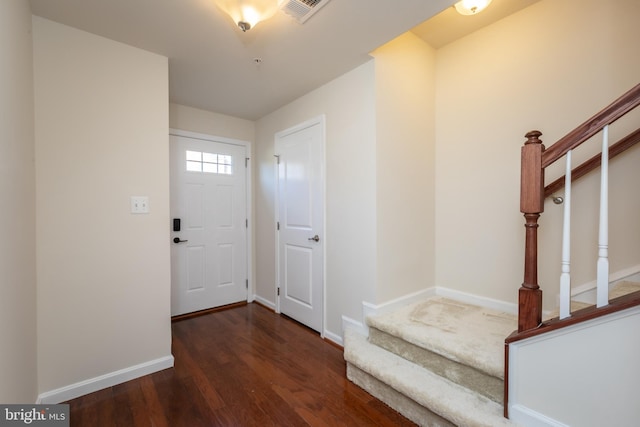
170,133,248,316
276,117,324,333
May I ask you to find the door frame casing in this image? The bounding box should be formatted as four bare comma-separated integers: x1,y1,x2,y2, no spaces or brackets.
169,128,253,304
274,115,326,337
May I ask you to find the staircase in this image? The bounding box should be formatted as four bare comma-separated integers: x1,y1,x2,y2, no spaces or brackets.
344,296,518,427
343,84,640,426
344,281,640,426
506,83,640,425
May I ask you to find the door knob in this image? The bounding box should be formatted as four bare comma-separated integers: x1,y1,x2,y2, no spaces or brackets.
308,235,320,242
173,237,188,243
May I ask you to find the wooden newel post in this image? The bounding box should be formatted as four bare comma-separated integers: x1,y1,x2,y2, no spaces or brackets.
519,130,545,332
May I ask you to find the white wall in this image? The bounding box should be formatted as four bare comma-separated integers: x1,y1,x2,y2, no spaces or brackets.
255,62,377,338
170,103,255,142
254,33,437,339
33,17,172,398
434,0,640,309
0,0,37,404
372,32,437,303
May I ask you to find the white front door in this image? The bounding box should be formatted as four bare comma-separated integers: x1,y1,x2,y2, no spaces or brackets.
275,117,324,333
170,133,248,316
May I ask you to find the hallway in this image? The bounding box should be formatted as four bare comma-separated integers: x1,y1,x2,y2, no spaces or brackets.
65,303,416,426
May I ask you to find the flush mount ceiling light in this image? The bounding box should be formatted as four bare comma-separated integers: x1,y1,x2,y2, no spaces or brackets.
454,0,493,15
214,0,331,31
213,0,280,31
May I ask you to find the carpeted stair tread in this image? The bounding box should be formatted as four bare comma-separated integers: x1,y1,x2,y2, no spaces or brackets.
610,280,640,299
546,300,592,319
347,364,457,427
366,297,516,379
547,281,640,318
344,328,519,427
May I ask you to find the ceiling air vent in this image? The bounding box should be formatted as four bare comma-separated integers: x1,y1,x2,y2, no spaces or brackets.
279,0,331,24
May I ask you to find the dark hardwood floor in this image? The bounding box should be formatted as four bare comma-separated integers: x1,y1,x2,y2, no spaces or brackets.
65,303,417,426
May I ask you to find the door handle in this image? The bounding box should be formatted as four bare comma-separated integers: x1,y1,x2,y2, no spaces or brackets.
308,235,320,242
173,237,188,244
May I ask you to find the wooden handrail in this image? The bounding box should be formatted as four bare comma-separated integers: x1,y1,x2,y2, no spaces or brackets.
510,84,640,420
517,83,640,333
544,128,640,197
541,83,640,169
507,290,640,344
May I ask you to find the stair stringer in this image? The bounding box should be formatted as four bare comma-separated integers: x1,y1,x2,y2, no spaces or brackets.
508,304,640,427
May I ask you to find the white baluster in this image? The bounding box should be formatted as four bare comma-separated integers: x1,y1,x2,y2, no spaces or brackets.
596,125,609,308
559,150,572,319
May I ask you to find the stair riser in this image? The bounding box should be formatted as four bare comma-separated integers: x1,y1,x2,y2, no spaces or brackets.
369,327,504,404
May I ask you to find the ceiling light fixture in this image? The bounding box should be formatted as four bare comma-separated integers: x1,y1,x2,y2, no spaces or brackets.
454,0,492,15
213,0,280,31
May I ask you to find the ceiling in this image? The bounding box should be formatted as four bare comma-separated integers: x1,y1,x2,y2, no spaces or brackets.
413,0,540,49
29,0,539,121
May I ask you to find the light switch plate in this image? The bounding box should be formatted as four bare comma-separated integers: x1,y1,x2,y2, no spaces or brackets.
130,196,149,214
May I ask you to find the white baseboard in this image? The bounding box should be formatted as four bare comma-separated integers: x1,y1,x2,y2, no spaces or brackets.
509,404,570,427
253,294,276,311
434,286,518,315
323,329,344,347
36,355,174,404
341,315,366,337
362,287,436,319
